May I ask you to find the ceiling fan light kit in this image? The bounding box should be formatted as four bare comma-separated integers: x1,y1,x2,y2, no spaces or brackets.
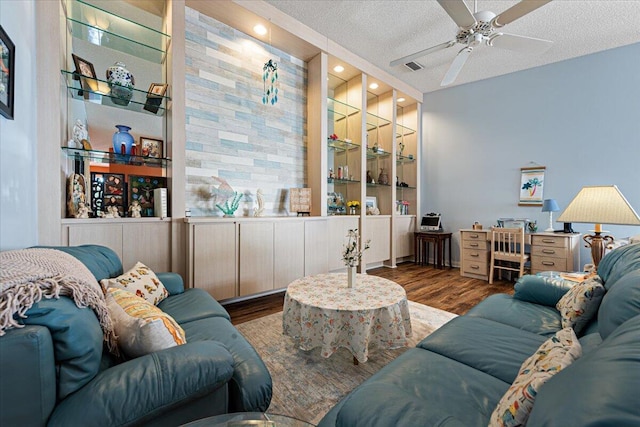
391,0,554,86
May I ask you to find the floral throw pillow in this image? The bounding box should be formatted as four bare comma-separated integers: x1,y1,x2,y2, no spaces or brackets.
106,288,186,358
556,275,606,333
101,261,169,305
489,327,582,427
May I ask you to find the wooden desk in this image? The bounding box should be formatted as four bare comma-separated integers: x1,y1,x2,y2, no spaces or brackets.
459,229,581,281
414,231,453,269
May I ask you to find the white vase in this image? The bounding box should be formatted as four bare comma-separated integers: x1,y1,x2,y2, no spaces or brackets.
347,266,356,288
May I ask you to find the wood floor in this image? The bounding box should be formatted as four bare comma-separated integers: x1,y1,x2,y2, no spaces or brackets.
225,263,515,325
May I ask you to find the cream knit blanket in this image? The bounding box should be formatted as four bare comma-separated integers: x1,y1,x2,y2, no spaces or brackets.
0,248,117,352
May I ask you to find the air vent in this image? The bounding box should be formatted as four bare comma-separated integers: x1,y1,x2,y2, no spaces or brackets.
404,61,423,71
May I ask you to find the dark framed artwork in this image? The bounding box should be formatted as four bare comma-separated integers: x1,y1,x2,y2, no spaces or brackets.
140,136,163,158
143,82,168,114
71,53,98,93
0,25,15,120
129,175,167,217
91,173,126,217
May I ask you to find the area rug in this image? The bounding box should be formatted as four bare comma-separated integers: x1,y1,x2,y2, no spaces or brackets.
236,301,457,425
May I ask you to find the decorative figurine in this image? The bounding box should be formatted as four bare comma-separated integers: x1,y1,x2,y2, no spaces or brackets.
129,200,142,218
75,201,90,219
69,119,88,149
254,188,265,217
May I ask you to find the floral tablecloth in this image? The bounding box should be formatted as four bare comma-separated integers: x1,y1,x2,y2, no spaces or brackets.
282,273,412,363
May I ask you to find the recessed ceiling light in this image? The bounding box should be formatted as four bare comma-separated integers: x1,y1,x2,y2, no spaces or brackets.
333,65,344,73
397,97,405,103
369,83,379,90
253,24,267,35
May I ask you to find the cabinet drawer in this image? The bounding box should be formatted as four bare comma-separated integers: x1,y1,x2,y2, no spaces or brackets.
532,235,568,248
461,231,486,242
463,249,488,263
463,240,487,250
532,257,568,272
463,260,488,276
531,246,569,258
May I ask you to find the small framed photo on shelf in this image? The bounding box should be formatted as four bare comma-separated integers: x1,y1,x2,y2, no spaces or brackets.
0,25,16,120
71,53,98,93
91,173,126,217
140,136,163,158
143,83,168,114
365,196,377,210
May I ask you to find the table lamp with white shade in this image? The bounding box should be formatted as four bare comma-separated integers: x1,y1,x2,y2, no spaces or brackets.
556,185,640,268
541,199,560,232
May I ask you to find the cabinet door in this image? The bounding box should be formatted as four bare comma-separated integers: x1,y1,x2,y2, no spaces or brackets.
122,222,171,272
394,216,416,259
67,224,124,262
193,223,237,300
365,216,391,264
274,221,305,289
305,219,329,275
239,222,274,296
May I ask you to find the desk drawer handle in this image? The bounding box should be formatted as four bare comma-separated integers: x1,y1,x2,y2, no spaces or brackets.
470,234,479,238
470,253,479,257
542,261,556,266
542,249,556,254
542,239,556,244
471,265,480,270
470,243,479,247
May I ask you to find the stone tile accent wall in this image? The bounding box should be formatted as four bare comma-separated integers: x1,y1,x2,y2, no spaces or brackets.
184,8,307,217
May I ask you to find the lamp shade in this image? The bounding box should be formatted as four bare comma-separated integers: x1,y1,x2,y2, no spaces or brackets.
557,185,640,225
541,199,560,213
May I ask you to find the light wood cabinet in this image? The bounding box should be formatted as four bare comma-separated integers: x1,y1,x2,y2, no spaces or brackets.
305,219,329,275
460,230,491,280
64,220,171,272
190,222,237,301
239,222,275,296
394,216,416,259
365,216,391,264
274,221,305,289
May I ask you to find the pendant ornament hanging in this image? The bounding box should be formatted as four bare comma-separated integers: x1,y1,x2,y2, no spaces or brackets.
262,59,278,105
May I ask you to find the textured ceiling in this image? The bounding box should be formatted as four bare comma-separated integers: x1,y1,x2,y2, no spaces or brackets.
264,0,640,93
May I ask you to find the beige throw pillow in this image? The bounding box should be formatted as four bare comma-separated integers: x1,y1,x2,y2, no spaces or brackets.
106,288,186,358
101,261,169,305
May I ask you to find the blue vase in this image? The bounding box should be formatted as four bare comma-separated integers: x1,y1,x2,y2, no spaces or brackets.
112,125,134,155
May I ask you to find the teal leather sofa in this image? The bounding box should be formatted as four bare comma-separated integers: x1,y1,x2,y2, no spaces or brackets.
0,245,272,426
319,243,640,427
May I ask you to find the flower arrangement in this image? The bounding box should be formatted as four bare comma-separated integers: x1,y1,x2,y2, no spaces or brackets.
342,229,370,268
347,200,360,209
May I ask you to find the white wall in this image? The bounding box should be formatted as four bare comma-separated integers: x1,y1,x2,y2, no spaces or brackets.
423,42,640,266
0,1,38,250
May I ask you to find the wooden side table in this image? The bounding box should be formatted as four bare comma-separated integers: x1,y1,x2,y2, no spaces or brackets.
414,231,452,269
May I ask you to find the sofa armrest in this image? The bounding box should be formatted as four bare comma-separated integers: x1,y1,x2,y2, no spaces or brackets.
48,341,235,426
0,326,57,427
156,272,185,295
513,275,574,307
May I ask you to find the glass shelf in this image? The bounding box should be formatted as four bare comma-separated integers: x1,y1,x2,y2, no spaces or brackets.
328,138,360,152
61,70,170,116
366,148,391,160
366,183,391,188
396,155,415,164
396,123,416,138
62,146,171,168
328,98,360,121
66,0,170,64
366,112,392,132
328,178,361,184
396,185,417,190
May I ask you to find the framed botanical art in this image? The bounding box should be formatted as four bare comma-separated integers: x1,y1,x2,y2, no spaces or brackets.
129,175,167,217
140,136,163,158
519,166,545,206
0,25,15,120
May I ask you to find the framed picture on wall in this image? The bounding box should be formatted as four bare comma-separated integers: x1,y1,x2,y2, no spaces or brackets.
0,25,15,120
129,175,167,217
519,166,545,206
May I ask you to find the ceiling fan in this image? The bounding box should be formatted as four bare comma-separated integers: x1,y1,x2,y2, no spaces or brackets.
391,0,554,86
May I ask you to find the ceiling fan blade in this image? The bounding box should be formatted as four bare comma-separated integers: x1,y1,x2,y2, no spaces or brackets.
489,33,553,54
493,0,553,27
390,40,456,67
441,47,472,86
437,0,476,29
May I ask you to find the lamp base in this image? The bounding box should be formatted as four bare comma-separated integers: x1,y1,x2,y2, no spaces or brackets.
583,232,614,268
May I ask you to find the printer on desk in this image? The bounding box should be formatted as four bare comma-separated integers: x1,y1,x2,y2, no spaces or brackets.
420,213,442,231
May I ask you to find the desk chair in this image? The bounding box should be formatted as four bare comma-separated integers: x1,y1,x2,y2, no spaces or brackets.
489,227,529,284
